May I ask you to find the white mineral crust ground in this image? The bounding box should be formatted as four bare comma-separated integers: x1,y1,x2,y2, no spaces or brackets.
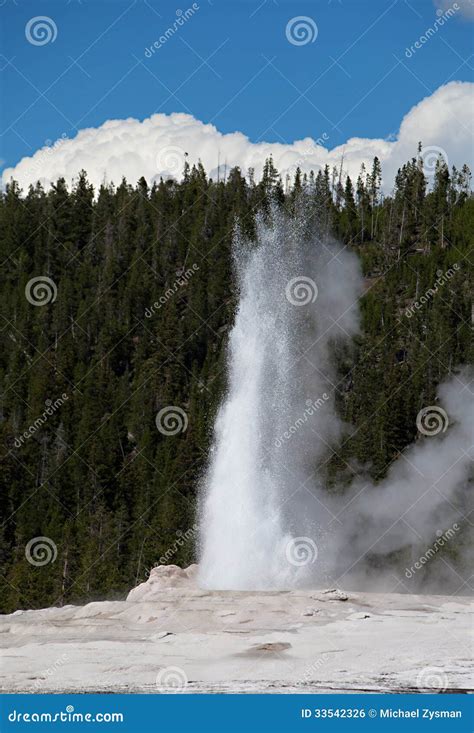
1,565,472,693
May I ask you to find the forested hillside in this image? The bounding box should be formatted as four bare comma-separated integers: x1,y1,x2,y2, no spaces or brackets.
0,150,472,612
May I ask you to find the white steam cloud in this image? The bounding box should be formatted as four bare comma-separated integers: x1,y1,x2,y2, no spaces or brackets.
327,369,474,591
2,82,473,193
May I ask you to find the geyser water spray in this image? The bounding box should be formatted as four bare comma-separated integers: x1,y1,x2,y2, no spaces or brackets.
198,209,362,589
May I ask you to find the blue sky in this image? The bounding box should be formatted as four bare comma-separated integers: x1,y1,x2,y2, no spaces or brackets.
0,0,472,176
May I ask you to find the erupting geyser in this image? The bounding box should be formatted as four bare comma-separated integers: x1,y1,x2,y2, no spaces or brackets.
198,209,473,593
198,210,362,589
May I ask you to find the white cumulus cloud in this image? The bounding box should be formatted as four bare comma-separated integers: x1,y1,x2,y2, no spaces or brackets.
2,81,473,193
434,0,474,20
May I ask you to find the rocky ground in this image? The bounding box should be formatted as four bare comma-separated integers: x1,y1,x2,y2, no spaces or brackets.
1,565,472,694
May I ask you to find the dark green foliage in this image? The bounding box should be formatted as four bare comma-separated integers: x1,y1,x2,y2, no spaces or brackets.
0,151,472,611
